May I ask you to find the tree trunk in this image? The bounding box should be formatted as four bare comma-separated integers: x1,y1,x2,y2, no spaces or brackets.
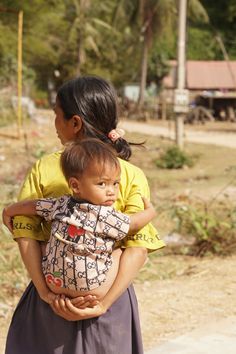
137,34,149,108
77,46,81,76
76,0,86,76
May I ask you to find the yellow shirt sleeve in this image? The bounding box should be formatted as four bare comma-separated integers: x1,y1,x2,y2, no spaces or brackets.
115,159,165,253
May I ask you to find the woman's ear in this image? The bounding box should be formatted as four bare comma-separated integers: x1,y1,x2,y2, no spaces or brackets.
69,177,80,194
72,115,83,134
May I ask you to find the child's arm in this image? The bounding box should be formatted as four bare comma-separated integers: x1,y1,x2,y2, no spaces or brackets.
2,200,38,232
128,197,156,234
2,200,57,305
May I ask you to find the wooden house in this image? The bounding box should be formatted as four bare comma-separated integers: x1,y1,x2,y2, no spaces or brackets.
162,60,236,121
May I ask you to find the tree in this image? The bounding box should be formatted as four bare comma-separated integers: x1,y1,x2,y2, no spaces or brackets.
63,0,115,76
3,0,235,101
113,0,208,107
0,0,67,94
201,0,236,59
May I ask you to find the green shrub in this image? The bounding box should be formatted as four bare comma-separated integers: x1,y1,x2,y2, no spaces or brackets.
172,201,236,256
155,145,195,169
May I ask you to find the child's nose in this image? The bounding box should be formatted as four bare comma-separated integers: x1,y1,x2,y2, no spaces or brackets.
107,186,115,195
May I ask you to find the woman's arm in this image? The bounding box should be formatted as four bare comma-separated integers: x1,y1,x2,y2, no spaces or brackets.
5,157,66,304
102,247,147,308
2,200,58,304
17,237,57,304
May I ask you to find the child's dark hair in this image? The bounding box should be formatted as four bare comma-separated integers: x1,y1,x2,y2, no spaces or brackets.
61,138,120,181
57,75,132,160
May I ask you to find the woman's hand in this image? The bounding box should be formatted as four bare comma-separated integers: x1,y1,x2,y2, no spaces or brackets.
70,294,99,309
50,295,106,321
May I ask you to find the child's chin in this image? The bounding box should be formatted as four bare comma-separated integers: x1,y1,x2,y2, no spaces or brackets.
102,201,114,206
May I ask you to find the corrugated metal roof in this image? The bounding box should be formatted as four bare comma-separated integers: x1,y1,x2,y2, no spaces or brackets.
163,60,236,90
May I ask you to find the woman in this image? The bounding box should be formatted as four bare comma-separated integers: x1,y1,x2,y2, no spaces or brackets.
5,76,164,354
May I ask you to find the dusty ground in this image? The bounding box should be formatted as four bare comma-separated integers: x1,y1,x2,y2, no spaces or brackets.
136,254,236,350
1,112,236,353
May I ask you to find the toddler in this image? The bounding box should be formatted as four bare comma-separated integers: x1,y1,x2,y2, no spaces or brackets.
3,138,156,300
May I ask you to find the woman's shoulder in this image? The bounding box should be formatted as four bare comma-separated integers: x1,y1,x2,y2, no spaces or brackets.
29,150,64,185
30,150,62,175
23,150,69,198
118,158,143,172
36,150,62,167
118,158,146,180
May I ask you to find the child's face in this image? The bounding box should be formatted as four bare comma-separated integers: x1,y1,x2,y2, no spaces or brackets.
71,161,121,206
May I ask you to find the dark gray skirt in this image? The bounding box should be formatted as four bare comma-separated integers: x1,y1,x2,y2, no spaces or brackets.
5,282,143,354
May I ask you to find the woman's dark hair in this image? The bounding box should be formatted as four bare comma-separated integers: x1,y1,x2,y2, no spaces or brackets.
61,138,120,182
57,76,132,160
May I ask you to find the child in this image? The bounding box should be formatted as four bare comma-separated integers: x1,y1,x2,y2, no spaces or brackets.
3,138,156,301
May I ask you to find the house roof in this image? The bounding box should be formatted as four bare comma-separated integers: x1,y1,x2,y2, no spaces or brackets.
163,60,236,90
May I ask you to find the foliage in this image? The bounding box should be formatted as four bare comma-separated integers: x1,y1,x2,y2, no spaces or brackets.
187,26,221,60
147,50,172,89
155,145,196,169
0,0,236,96
172,199,236,256
201,0,236,59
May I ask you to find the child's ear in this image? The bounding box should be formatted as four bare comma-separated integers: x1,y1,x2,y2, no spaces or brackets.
69,177,80,194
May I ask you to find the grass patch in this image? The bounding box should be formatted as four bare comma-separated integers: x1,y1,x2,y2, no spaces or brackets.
171,198,236,256
135,250,182,282
0,226,28,316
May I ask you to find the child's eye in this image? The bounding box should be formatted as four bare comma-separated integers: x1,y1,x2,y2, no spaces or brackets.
98,182,106,187
114,181,120,187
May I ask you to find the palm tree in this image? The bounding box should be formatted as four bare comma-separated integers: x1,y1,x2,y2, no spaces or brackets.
138,0,176,106
67,0,114,75
113,0,208,107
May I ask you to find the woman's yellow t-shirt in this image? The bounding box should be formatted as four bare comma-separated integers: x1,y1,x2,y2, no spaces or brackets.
13,152,165,252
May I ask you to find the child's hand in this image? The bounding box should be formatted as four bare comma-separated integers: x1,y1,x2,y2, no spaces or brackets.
142,196,156,214
142,196,153,209
2,208,14,233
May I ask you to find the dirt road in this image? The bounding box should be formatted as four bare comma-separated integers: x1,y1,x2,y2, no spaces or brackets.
120,120,236,149
145,316,236,354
